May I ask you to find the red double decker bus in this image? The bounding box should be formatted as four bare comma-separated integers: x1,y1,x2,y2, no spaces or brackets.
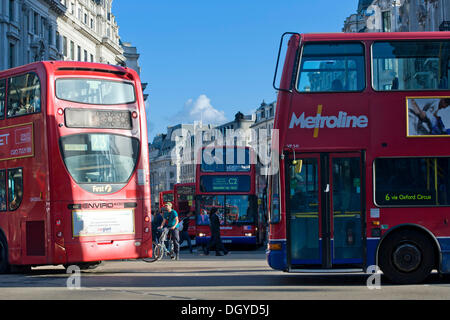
174,182,196,237
159,190,174,210
267,31,450,284
0,61,152,273
195,146,265,248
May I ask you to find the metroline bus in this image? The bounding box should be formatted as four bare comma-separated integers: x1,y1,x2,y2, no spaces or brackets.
173,182,196,238
195,146,265,247
0,61,152,272
267,31,450,284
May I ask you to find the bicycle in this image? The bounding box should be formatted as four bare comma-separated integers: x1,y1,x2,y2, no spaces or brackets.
143,227,175,262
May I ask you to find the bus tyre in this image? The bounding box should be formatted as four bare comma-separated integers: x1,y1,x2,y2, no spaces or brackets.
0,236,10,274
379,229,435,284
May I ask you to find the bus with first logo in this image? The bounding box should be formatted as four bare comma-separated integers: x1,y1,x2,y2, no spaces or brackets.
267,31,450,284
0,61,152,272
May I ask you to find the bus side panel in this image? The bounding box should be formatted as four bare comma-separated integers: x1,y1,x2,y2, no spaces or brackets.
7,65,50,266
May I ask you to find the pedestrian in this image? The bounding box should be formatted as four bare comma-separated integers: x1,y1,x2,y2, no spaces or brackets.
151,210,163,243
179,212,193,253
158,202,180,260
204,207,228,256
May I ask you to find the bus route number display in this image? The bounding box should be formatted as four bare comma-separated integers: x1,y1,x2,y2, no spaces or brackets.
0,123,34,161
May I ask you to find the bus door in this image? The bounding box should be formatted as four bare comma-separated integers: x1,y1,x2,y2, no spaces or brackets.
287,152,365,269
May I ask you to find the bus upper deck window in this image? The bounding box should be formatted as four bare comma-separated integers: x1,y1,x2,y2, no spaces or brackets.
7,73,41,118
297,43,365,93
372,41,450,91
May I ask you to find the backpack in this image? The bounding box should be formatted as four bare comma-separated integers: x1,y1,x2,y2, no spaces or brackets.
176,218,185,231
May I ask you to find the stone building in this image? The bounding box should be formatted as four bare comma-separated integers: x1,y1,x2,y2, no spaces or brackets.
250,100,275,161
344,0,450,33
148,122,215,209
0,0,127,70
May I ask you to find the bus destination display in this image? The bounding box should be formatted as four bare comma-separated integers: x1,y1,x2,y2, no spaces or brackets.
65,108,132,129
200,175,251,192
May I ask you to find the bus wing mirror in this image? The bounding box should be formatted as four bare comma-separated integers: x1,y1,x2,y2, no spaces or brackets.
273,32,301,92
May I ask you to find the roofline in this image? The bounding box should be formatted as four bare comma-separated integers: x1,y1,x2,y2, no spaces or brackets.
301,31,450,42
0,61,133,78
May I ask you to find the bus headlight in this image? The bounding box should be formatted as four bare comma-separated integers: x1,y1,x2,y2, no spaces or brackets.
244,233,253,237
198,233,206,237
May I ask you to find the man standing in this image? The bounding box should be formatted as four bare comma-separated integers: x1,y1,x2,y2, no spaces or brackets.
205,207,228,256
159,202,180,260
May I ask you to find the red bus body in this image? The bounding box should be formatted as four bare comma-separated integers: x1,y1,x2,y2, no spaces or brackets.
173,182,196,237
267,32,450,283
159,190,174,210
195,146,265,247
0,61,152,271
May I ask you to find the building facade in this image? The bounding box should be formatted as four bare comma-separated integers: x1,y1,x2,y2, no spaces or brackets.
0,0,126,70
148,122,215,210
344,0,450,33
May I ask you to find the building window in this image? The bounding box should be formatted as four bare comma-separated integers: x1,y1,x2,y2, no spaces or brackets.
84,50,88,62
48,25,53,46
34,12,39,35
55,31,60,51
70,40,74,60
63,36,67,57
77,45,81,61
382,11,391,32
8,43,15,69
9,0,14,22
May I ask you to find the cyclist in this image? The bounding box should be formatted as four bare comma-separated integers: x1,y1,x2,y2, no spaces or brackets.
158,202,180,260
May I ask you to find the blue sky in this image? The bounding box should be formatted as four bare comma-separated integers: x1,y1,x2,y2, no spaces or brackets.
113,1,358,141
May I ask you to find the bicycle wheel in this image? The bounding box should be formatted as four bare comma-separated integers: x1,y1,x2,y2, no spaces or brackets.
154,243,164,261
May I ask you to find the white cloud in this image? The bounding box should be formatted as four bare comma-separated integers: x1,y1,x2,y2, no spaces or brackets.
173,94,227,124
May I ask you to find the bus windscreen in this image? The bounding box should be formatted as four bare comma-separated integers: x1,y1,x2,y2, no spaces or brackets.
56,78,136,105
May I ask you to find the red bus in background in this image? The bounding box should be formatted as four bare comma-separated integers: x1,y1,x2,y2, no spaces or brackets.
0,61,152,273
267,31,450,284
159,190,174,210
195,146,265,248
174,182,196,238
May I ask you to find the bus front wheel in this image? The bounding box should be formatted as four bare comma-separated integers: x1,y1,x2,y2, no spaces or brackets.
379,229,435,284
